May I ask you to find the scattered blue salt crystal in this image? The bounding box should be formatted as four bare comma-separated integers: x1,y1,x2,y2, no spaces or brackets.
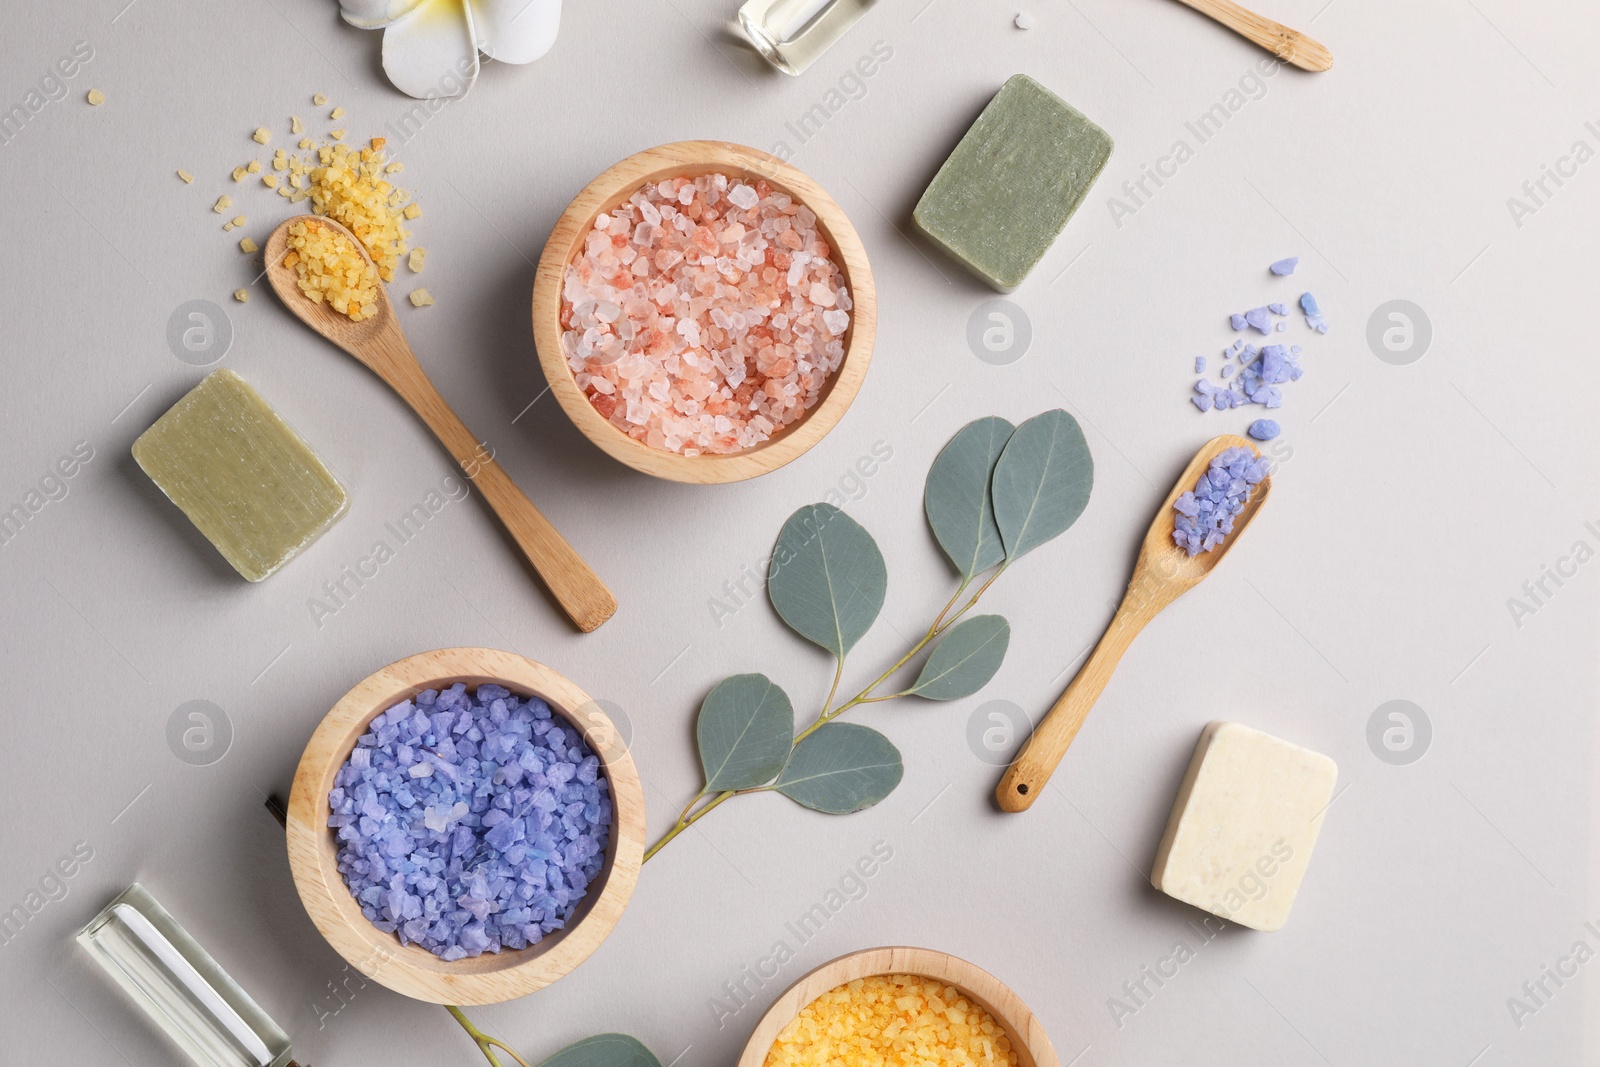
1268,302,1288,315
1275,322,1286,332
1230,313,1247,331
1248,419,1280,441
1300,291,1328,333
1270,257,1299,276
1192,395,1213,412
1243,307,1273,334
1221,365,1234,379
329,682,612,961
1171,446,1268,556
1195,379,1214,395
1195,356,1207,373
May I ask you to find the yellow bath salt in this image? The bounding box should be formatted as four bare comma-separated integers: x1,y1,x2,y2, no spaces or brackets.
233,288,249,303
247,159,262,173
239,237,258,253
408,248,425,272
765,975,1018,1067
177,169,194,183
301,138,415,281
330,106,345,120
86,88,105,105
408,288,433,307
312,93,328,106
291,115,304,134
253,126,271,144
283,218,379,322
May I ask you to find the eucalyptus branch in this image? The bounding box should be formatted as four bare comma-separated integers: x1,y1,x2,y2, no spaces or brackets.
447,1005,534,1067
641,410,1091,867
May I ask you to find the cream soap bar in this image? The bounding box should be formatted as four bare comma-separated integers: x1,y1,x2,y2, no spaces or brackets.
912,74,1113,292
1150,721,1336,932
133,369,348,582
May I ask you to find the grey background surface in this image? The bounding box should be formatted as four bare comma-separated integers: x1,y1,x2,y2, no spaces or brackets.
3,0,1597,1064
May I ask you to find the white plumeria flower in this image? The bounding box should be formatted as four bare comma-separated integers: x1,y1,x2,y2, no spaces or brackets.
340,0,562,99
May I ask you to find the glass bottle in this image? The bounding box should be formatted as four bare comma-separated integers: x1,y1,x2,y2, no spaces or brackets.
737,0,879,75
77,884,297,1067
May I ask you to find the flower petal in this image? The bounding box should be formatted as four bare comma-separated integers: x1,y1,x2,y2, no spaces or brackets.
469,0,561,64
340,0,428,29
382,0,480,99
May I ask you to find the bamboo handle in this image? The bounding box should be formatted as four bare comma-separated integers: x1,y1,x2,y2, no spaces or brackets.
1172,0,1332,72
382,346,617,633
996,607,1145,812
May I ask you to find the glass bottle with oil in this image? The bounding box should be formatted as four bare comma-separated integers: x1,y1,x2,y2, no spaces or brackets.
738,0,879,75
77,884,297,1067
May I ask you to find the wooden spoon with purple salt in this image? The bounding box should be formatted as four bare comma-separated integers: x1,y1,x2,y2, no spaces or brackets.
264,215,617,633
996,434,1272,812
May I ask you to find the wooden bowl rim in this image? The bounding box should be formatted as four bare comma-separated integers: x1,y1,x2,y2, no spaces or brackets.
734,946,1060,1067
532,139,876,485
285,647,644,1005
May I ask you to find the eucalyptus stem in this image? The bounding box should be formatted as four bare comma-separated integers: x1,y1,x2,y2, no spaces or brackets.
642,566,1007,863
447,1005,533,1067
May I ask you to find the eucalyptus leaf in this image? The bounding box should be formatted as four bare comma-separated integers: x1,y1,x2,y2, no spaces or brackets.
924,416,1015,580
768,503,887,658
539,1034,662,1067
696,674,794,792
907,615,1010,700
776,723,904,813
991,409,1094,563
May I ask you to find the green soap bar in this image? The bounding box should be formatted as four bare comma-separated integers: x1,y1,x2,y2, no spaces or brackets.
913,74,1113,292
133,369,348,582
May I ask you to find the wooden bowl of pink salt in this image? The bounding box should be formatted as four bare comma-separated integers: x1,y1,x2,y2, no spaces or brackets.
533,141,876,484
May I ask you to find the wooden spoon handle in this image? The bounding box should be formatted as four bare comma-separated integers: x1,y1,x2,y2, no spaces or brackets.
387,356,617,633
996,607,1145,812
1172,0,1332,72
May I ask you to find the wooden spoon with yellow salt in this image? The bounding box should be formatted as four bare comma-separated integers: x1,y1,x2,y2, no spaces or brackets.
264,215,617,633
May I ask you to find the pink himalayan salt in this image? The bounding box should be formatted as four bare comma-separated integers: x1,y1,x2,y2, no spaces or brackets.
560,173,851,456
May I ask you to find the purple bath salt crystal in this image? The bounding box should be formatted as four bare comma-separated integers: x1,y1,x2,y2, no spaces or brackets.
1248,418,1280,441
1275,322,1287,332
1300,291,1328,333
1230,312,1247,331
1195,355,1207,373
1171,446,1267,556
1268,302,1288,315
1270,257,1299,275
1243,307,1273,334
329,682,612,961
1192,395,1213,412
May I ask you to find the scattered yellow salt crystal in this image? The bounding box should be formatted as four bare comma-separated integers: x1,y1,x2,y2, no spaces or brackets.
239,237,259,253
223,221,235,232
329,106,345,120
212,194,232,213
298,137,314,150
273,152,288,171
408,288,434,307
371,137,386,150
231,166,248,182
253,127,271,144
247,159,262,173
278,186,293,198
385,162,404,174
408,248,425,273
330,128,346,141
261,174,278,189
291,115,304,134
403,203,421,220
233,288,249,303
312,93,328,106
177,169,194,183
86,88,105,105
231,215,247,227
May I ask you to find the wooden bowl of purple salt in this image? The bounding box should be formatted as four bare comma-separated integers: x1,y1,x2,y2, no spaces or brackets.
286,647,644,1005
533,140,876,484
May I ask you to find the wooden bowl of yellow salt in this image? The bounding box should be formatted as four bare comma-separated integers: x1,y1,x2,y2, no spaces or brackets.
736,946,1059,1067
533,141,876,484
